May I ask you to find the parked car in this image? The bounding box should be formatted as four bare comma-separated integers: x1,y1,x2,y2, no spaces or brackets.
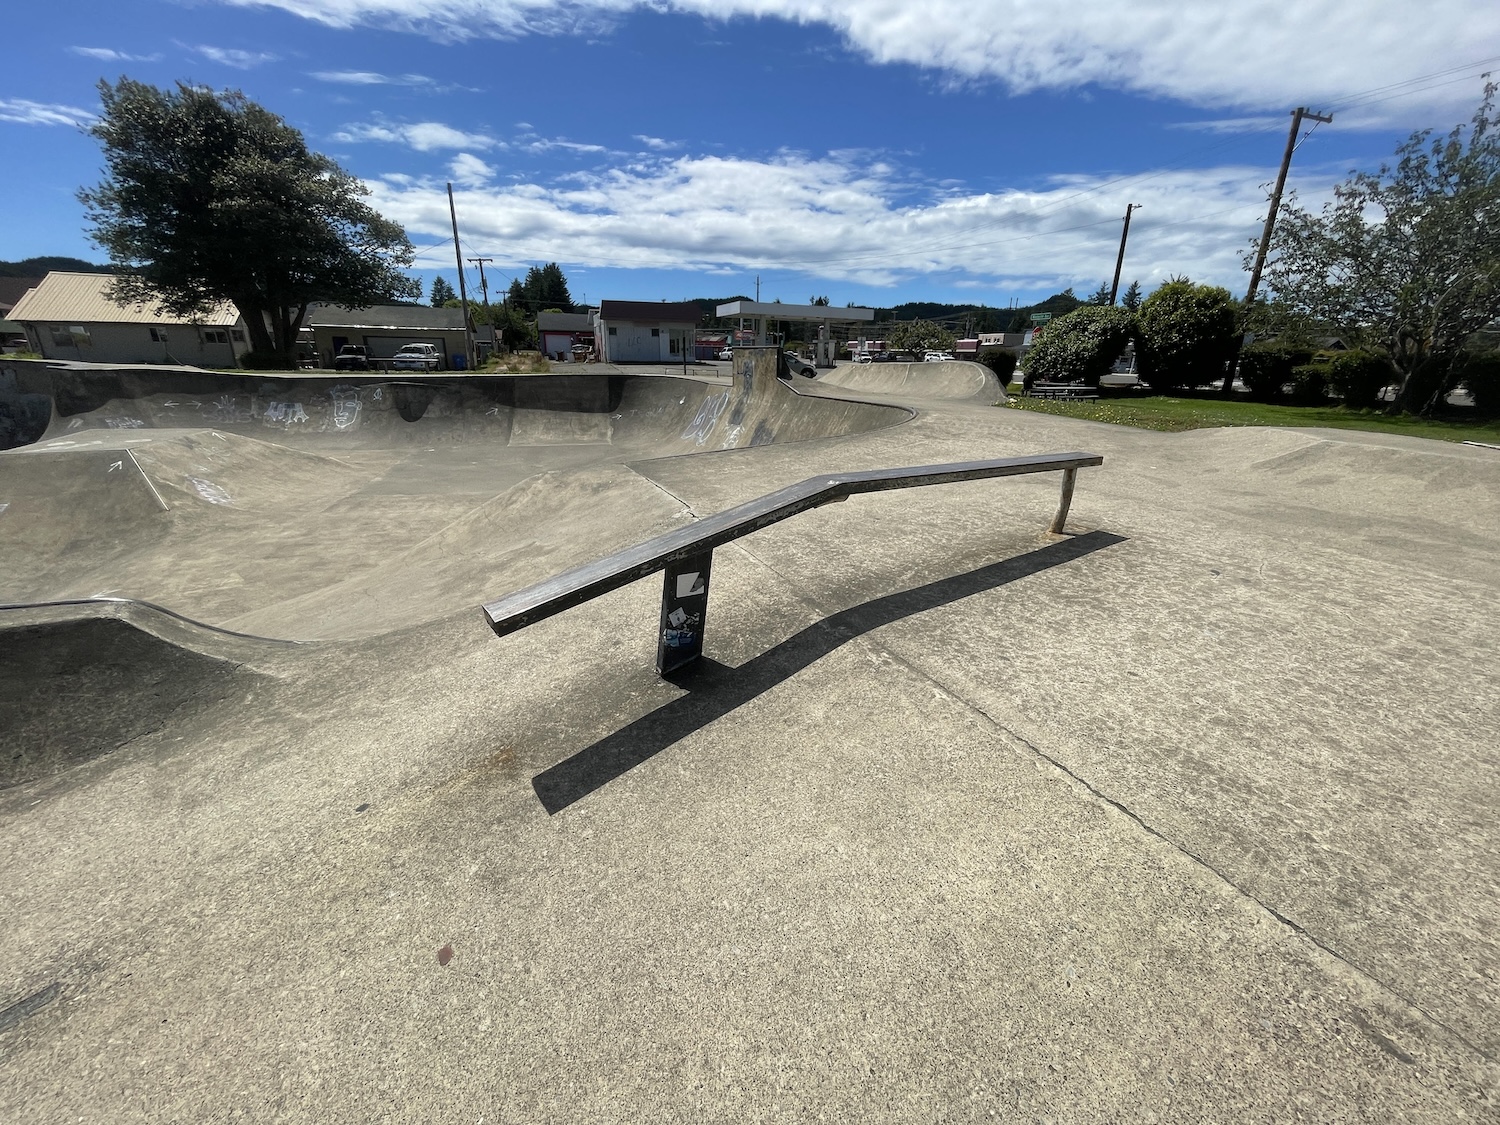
333,344,370,371
783,353,816,378
717,347,733,360
924,351,956,362
389,342,442,371
851,352,873,364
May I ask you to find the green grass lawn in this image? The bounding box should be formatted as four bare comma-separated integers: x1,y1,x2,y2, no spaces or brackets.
1002,389,1500,444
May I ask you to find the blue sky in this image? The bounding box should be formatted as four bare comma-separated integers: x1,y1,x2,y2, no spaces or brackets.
4,0,1500,308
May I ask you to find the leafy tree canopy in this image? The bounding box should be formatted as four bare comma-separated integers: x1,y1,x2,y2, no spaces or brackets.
1020,305,1135,386
885,318,956,353
1261,83,1500,412
1135,278,1238,391
79,78,417,365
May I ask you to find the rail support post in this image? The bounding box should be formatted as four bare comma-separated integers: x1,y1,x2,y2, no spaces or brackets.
1049,467,1078,534
657,549,714,674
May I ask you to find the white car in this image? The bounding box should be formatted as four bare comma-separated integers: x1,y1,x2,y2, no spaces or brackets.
924,351,956,363
389,343,443,371
717,347,733,360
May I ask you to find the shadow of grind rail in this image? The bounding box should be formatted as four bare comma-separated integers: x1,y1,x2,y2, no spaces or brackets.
483,452,1104,676
532,529,1126,813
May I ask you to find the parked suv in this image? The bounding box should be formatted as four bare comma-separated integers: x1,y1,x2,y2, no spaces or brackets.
390,342,442,371
333,344,369,371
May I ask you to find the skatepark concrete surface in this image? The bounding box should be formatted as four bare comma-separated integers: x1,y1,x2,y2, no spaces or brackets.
1,350,1497,1121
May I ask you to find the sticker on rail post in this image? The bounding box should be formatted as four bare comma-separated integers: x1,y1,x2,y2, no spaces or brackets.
657,550,714,675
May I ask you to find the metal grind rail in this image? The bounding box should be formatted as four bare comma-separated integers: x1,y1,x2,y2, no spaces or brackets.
482,451,1104,674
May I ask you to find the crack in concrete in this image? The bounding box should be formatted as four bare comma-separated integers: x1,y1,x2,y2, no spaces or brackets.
885,643,1499,1068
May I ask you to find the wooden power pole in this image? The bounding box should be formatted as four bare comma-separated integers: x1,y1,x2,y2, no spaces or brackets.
1221,106,1333,394
467,255,494,360
447,182,475,371
1109,204,1140,305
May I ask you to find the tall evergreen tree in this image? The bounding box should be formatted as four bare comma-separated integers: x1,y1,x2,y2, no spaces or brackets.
429,276,456,306
1121,279,1143,311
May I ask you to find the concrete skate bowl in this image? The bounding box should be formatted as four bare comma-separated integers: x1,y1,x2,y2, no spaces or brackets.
0,350,911,641
5,351,909,453
0,604,272,790
816,360,1004,403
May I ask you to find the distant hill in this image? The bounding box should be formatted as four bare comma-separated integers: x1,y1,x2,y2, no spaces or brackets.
687,291,1086,335
0,257,113,278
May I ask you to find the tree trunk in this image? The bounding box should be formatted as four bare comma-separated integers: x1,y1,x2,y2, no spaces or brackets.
234,301,275,356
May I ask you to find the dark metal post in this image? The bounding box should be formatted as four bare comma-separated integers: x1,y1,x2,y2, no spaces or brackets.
657,550,714,674
1049,468,1078,534
447,182,476,371
1109,204,1138,305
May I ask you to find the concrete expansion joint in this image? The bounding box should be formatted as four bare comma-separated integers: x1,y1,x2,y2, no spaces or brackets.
948,690,1498,1067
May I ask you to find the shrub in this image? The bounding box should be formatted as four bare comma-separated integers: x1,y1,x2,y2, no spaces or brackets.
1289,362,1333,405
977,347,1018,384
1018,305,1135,387
1457,352,1500,415
239,349,290,370
1135,280,1238,392
1238,342,1312,401
1326,349,1394,409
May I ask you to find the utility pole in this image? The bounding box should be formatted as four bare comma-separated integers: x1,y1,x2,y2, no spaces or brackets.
447,182,475,371
467,255,494,361
1224,106,1333,393
1109,204,1140,304
755,275,760,302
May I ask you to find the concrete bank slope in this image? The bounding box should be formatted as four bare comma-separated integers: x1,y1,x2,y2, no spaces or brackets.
1,391,1497,1120
817,358,1004,402
3,353,907,453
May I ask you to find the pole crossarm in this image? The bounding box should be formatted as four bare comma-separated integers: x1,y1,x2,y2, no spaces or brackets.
482,451,1104,672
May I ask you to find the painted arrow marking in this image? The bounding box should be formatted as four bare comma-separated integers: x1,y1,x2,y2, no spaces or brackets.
108,460,123,472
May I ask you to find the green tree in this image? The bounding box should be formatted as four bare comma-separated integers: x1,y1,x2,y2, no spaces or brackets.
1262,83,1500,413
1019,305,1135,386
809,295,830,306
79,79,417,367
429,276,456,306
885,318,956,354
1121,279,1142,311
1084,282,1112,305
509,263,574,312
1135,279,1238,391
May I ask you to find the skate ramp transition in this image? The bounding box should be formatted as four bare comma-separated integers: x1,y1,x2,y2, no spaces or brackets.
816,360,1004,402
3,350,909,453
0,350,913,640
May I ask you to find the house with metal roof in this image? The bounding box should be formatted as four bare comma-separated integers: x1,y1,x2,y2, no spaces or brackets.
593,300,700,364
7,272,249,366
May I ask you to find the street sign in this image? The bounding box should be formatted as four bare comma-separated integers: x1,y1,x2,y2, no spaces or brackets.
1030,312,1052,323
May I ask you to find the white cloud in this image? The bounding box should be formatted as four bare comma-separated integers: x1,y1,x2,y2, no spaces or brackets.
186,44,278,68
522,137,607,154
1169,116,1290,135
334,119,501,150
634,134,679,151
223,0,1500,124
449,151,495,186
311,69,435,85
70,46,161,62
0,98,95,126
368,148,1317,293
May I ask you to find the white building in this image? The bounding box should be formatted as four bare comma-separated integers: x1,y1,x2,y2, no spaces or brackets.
8,272,250,367
593,300,700,364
